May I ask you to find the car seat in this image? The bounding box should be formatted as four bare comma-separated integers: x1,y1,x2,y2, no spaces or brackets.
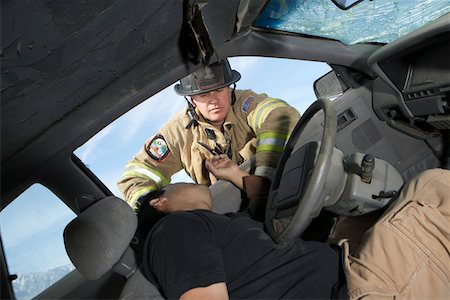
63,196,163,299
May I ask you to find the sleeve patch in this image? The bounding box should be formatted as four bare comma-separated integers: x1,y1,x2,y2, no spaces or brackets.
146,134,170,161
241,96,255,113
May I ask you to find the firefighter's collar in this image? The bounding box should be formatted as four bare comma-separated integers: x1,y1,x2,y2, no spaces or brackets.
223,107,237,130
194,106,236,131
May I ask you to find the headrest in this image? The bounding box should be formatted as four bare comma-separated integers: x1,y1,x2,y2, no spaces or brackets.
64,196,137,280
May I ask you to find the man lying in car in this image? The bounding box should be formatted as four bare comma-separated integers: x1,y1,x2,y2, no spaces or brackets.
140,155,449,299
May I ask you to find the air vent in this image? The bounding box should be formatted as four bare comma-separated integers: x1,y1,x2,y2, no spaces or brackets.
406,89,436,100
427,114,450,129
337,108,356,132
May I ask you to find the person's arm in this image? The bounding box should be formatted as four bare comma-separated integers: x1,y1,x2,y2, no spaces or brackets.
205,154,249,189
117,132,182,210
206,155,270,200
180,282,229,300
206,155,270,220
242,175,270,202
246,97,300,179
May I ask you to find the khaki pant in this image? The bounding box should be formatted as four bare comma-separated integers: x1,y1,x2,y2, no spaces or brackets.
340,168,450,299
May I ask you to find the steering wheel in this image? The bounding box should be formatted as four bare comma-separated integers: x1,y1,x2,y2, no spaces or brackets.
265,98,337,243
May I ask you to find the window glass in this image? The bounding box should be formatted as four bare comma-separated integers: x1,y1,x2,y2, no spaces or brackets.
75,57,331,196
0,184,76,300
254,0,450,45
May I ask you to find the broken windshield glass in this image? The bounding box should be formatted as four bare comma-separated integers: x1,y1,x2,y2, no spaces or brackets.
254,0,450,45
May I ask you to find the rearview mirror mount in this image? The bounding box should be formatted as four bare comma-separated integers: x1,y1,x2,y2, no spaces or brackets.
331,0,364,10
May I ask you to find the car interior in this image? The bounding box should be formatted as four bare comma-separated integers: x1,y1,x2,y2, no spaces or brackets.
1,0,449,299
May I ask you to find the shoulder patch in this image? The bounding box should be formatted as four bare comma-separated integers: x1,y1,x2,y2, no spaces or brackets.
147,134,170,161
241,96,255,113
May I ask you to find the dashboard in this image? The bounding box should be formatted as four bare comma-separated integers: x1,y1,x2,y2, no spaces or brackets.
379,33,449,117
369,14,450,123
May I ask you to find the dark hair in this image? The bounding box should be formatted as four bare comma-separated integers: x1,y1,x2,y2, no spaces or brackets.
131,190,167,256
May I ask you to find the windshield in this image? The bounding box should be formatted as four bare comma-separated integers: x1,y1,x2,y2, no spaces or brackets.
254,0,450,45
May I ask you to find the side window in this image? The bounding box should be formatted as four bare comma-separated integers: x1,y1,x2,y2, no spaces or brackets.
75,57,331,196
0,184,76,300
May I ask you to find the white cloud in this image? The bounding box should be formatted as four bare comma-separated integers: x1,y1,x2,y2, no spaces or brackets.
76,124,115,162
117,84,186,143
76,84,186,162
229,57,260,73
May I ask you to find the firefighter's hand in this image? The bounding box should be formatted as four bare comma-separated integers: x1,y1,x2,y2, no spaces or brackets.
205,154,248,189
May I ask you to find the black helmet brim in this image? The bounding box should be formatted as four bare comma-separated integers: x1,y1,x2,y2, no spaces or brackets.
174,59,241,96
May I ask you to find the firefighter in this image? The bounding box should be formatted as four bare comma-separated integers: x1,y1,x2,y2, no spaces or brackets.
117,59,300,211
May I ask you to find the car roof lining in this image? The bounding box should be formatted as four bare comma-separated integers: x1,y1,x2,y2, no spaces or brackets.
1,0,186,161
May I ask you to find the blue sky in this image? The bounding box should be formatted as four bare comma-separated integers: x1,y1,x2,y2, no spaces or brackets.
0,57,330,277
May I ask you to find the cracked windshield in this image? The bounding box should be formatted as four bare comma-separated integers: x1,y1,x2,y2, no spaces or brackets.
255,0,450,44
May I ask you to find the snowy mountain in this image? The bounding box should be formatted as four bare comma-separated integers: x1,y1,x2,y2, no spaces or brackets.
12,264,75,300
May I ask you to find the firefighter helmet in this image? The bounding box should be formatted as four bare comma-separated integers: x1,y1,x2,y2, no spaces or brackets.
174,59,241,96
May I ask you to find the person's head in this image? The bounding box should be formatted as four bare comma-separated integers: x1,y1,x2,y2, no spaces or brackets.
149,183,212,213
174,59,241,128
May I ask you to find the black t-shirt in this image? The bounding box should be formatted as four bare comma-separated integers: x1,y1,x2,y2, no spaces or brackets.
143,210,345,299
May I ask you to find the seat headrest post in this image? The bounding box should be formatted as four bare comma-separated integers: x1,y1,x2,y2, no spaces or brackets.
113,246,139,279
